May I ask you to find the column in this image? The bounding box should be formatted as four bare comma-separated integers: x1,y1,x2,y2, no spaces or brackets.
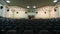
2,5,6,17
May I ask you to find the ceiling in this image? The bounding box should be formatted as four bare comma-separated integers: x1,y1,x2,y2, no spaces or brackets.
5,0,60,8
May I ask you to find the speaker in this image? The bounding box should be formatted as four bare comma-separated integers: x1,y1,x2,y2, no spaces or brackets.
44,12,46,14
54,9,56,12
7,9,9,12
25,12,27,14
54,7,57,12
16,12,18,14
0,6,3,9
36,12,38,14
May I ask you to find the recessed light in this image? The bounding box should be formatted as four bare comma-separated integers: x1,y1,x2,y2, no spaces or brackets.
6,0,10,3
27,6,30,8
53,0,58,3
33,6,36,8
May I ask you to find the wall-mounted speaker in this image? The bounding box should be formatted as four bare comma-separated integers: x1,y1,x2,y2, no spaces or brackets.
7,9,9,12
54,6,57,12
0,6,3,9
16,12,18,14
36,12,38,14
54,9,56,12
25,12,27,14
44,12,46,14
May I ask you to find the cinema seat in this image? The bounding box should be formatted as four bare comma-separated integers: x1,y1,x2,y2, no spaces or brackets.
56,30,60,34
23,30,34,34
6,30,16,34
39,30,50,34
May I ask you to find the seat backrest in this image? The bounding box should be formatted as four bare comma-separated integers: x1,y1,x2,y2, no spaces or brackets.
6,30,16,34
23,30,34,34
39,30,50,34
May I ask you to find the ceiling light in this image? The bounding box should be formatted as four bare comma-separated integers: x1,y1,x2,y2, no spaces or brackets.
6,0,10,3
33,6,36,8
53,0,58,3
27,6,30,8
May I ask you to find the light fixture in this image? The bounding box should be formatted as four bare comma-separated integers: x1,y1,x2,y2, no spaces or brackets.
27,6,30,8
53,0,58,3
6,0,10,3
33,6,36,8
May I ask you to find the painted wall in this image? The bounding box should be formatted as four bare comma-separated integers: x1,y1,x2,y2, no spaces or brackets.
6,6,28,19
56,1,60,17
35,6,58,19
5,6,58,19
0,4,3,17
0,0,59,19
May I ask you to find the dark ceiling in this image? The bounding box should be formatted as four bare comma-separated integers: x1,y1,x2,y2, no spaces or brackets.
5,0,60,8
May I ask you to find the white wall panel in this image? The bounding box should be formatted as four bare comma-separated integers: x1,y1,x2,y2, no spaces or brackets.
6,6,28,19
35,6,58,19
